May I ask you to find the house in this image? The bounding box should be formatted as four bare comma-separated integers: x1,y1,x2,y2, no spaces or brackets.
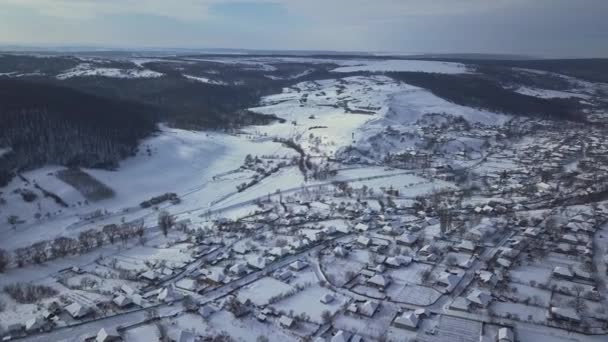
436,272,462,293
347,303,358,314
456,240,476,253
229,263,248,276
382,225,397,235
269,247,290,258
418,244,433,256
333,246,348,257
396,233,418,246
357,236,371,247
449,297,471,312
331,330,350,342
478,270,498,287
198,305,215,319
548,306,581,323
354,223,369,232
121,285,137,297
466,289,492,308
497,327,514,342
171,330,195,342
279,315,295,329
367,274,391,289
96,327,121,342
320,293,335,304
247,256,268,270
523,227,540,238
289,260,309,271
158,286,181,303
393,311,419,331
65,302,92,319
552,266,573,280
359,300,379,317
139,270,159,282
113,295,133,308
385,256,412,268
495,257,511,268
207,271,226,284
275,269,293,281
256,313,267,322
25,316,46,332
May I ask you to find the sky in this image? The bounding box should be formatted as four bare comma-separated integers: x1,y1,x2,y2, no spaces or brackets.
0,0,607,57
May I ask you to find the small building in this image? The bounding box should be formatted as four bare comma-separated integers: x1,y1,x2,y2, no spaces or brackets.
65,302,92,319
269,247,290,258
279,315,295,329
320,293,335,304
396,233,418,246
449,297,471,312
367,274,391,289
333,246,348,257
466,289,492,308
247,256,268,270
497,327,514,342
354,223,369,232
456,240,476,253
113,295,133,308
357,236,371,247
139,270,159,282
548,306,581,323
331,330,350,342
96,327,121,342
198,305,215,319
289,260,309,271
552,266,573,280
229,263,248,276
393,311,419,331
359,300,379,317
25,316,46,332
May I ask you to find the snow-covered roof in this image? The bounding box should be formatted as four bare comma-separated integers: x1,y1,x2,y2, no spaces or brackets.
65,302,91,318
113,294,133,307
367,274,390,288
553,266,573,278
466,289,492,307
96,327,120,342
359,300,379,317
498,327,514,342
550,306,581,322
320,293,335,304
279,315,295,328
289,260,309,271
394,311,419,329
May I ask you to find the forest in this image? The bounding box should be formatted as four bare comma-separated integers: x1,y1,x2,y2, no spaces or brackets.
0,79,157,186
389,72,586,122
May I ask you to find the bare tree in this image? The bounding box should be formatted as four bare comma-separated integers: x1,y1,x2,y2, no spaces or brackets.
0,249,10,272
158,211,175,237
103,224,119,244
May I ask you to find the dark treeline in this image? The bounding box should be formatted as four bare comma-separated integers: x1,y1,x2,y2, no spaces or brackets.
57,73,284,129
389,72,585,122
0,79,158,186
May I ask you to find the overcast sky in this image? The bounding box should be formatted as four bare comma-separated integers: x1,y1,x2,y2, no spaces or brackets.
1,0,607,57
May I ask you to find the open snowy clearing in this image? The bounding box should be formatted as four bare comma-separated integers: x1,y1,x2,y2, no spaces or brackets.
331,59,471,74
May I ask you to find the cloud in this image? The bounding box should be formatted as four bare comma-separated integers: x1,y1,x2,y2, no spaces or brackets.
1,0,527,21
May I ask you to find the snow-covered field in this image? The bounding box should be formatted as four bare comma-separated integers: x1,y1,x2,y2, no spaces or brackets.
331,59,470,74
56,63,163,79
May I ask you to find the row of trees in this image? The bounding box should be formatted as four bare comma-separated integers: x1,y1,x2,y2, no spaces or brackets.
0,221,145,270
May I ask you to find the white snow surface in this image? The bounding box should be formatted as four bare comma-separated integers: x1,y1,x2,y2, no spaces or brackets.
331,59,470,74
183,74,228,85
514,86,592,99
56,63,164,79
